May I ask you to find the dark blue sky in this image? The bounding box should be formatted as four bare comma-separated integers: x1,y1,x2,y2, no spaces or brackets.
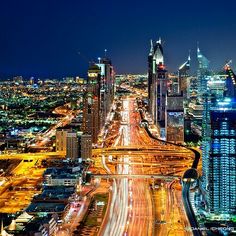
1,0,236,78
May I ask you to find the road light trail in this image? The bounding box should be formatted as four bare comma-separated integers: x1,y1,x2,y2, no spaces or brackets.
98,96,193,236
101,98,153,236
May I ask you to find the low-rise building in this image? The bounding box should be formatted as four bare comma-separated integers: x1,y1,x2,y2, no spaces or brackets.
43,167,83,187
5,212,58,236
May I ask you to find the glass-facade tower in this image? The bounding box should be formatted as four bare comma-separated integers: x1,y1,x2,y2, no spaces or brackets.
208,107,236,214
197,47,210,98
202,64,236,216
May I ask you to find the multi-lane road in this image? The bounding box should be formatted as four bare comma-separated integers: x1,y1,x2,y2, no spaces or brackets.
92,97,193,236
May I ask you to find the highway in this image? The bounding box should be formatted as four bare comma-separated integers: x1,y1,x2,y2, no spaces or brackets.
182,181,201,236
152,180,192,236
92,174,179,180
100,98,153,236
93,97,193,236
138,102,201,236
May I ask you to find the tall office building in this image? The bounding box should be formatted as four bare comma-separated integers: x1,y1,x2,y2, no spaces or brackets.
80,134,92,160
168,74,179,95
66,131,79,160
148,38,168,129
178,54,190,97
224,62,236,98
208,103,236,214
96,57,115,128
165,93,184,144
197,47,210,98
56,128,72,152
82,64,101,143
156,62,168,124
202,64,236,215
82,58,115,144
148,41,154,105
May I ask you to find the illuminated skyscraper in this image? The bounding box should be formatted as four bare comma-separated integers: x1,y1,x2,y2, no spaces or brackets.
96,57,115,127
224,62,236,98
56,128,72,152
207,99,236,214
80,134,92,160
83,57,115,146
148,38,167,130
178,54,190,97
197,47,210,98
82,64,101,143
202,64,236,215
66,131,79,160
165,93,184,144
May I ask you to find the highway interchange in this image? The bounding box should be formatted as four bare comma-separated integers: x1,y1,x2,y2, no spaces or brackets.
0,95,200,235
92,97,195,236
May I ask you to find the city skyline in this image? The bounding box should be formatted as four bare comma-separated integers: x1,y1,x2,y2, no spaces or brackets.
1,0,236,78
1,1,236,235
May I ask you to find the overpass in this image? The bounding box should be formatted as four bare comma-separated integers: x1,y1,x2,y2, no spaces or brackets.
0,152,65,160
105,160,192,167
182,181,202,236
93,145,192,153
92,146,193,158
92,173,179,180
138,107,202,236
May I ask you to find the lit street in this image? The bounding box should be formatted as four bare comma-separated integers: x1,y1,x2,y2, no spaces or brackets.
92,97,193,236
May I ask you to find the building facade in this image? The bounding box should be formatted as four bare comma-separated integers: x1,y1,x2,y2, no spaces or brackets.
80,134,92,160
66,131,79,160
178,54,190,98
148,39,168,128
82,64,101,143
202,64,236,216
208,106,236,214
197,47,210,98
165,93,184,144
82,59,115,144
96,57,115,128
56,128,71,152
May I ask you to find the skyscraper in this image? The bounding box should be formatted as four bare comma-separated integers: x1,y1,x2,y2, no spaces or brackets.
96,57,115,128
208,102,236,214
80,134,92,160
82,64,101,143
224,62,236,98
56,128,72,152
197,47,210,98
165,93,184,144
148,38,167,129
202,64,236,216
178,54,190,97
66,131,79,160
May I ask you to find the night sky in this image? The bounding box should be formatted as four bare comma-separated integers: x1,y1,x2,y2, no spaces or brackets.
1,0,236,78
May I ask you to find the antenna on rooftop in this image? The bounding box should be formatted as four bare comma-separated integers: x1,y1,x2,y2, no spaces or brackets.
197,41,200,52
188,50,191,61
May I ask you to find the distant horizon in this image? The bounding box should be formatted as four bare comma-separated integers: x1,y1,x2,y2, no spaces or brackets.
0,59,232,81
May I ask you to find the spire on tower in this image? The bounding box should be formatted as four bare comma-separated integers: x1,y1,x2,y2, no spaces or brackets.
149,39,154,55
197,41,200,53
188,50,191,61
